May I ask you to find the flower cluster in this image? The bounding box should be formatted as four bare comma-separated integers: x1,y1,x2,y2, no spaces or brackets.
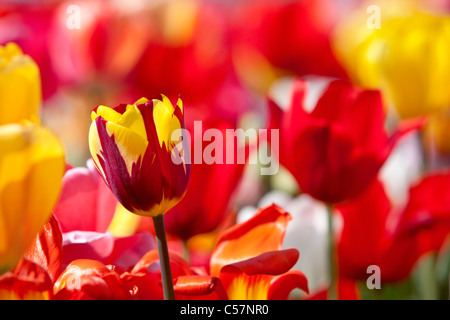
0,0,449,301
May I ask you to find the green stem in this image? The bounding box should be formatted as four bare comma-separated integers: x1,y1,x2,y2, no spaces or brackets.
182,239,190,264
152,214,175,300
327,204,337,300
415,253,438,300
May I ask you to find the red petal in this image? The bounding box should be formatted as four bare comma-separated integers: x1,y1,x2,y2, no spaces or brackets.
53,259,130,300
306,278,360,300
211,204,291,277
220,248,299,276
24,215,63,282
337,180,391,279
267,270,309,299
121,249,192,300
53,163,117,233
218,249,300,300
62,231,154,273
174,275,228,300
380,171,450,281
0,259,53,299
165,119,246,239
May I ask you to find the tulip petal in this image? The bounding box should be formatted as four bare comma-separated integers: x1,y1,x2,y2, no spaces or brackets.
24,215,63,282
0,258,53,300
53,163,117,233
218,249,299,300
153,95,182,151
210,204,291,277
267,270,309,299
174,275,228,300
0,123,65,274
0,43,41,125
53,259,131,300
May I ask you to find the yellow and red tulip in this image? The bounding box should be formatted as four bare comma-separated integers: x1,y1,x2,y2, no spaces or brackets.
88,95,190,217
0,122,65,275
0,43,41,125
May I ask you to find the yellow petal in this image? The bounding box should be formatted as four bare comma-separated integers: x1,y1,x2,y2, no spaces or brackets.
116,107,147,141
226,274,271,300
133,97,149,105
105,121,149,176
0,122,65,275
91,105,122,123
153,95,182,151
107,203,141,237
0,43,41,125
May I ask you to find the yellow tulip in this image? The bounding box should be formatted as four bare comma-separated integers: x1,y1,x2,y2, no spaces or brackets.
0,43,42,125
0,122,65,275
333,4,450,119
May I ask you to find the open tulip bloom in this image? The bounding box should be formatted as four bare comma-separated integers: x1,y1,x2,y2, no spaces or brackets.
89,95,190,299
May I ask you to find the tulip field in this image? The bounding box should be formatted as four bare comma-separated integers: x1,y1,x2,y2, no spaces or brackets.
0,0,449,303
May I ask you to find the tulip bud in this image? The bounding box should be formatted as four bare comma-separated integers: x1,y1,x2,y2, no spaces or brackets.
88,95,190,217
0,122,65,274
0,43,41,125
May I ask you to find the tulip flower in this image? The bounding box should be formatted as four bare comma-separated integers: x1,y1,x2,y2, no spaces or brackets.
89,95,190,300
0,259,53,300
210,204,308,300
333,6,450,119
231,0,347,93
0,43,41,125
53,259,131,300
165,119,247,240
337,172,450,285
268,78,422,298
130,0,233,105
89,96,190,217
53,160,118,234
0,122,65,275
268,78,417,204
51,161,154,273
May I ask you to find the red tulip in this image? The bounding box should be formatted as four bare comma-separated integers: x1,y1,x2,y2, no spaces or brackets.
337,172,450,283
164,119,247,240
53,259,131,300
269,78,419,204
130,0,233,105
337,180,391,280
231,0,347,92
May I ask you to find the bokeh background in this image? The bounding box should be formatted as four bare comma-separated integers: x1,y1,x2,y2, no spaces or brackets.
1,0,450,299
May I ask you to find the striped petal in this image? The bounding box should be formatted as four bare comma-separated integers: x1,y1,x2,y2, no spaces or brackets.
210,204,291,277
